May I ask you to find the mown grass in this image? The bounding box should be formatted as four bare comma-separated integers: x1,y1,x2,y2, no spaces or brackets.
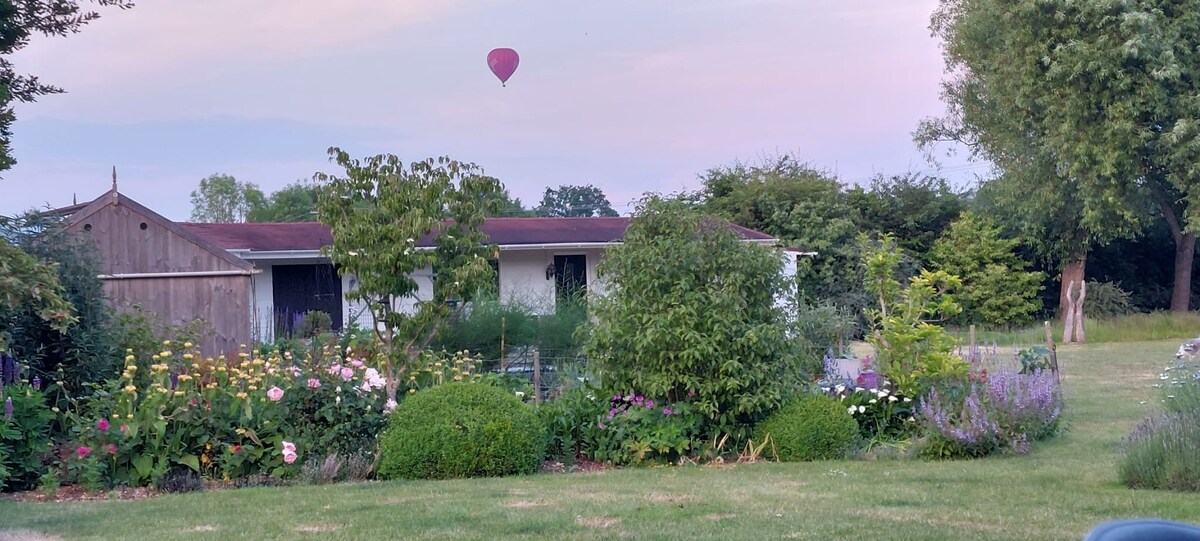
948,311,1200,347
2,341,1200,540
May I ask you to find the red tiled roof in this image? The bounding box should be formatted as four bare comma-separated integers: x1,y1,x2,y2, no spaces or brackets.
180,217,775,252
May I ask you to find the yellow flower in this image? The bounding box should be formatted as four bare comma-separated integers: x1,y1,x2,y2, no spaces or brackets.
125,355,135,362
252,359,265,366
163,340,171,347
183,353,194,361
247,385,258,391
217,366,227,372
236,392,248,399
236,428,246,435
238,352,250,359
184,342,194,349
174,391,185,397
200,454,210,464
123,385,137,393
159,350,172,358
178,374,192,382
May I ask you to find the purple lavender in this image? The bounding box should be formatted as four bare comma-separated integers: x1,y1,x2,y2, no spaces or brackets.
918,369,1063,456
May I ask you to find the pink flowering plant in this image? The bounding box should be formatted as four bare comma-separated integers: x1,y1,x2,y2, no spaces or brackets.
588,392,701,465
61,339,392,488
275,343,390,458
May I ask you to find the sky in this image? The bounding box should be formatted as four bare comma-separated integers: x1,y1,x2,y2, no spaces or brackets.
2,0,985,221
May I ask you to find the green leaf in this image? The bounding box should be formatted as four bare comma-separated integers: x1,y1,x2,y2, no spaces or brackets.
177,454,201,472
132,455,154,480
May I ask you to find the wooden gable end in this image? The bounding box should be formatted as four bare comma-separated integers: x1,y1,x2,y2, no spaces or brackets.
64,192,253,275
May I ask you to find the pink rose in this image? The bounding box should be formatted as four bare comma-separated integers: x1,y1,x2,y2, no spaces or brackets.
350,359,364,368
97,418,110,432
76,446,91,458
340,367,354,381
306,378,321,389
119,424,128,432
105,444,117,454
328,364,342,376
283,451,297,464
360,381,371,393
282,440,296,453
267,386,284,402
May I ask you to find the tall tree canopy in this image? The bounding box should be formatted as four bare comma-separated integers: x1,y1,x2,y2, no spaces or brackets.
919,0,1200,312
189,173,266,223
699,154,863,308
1,0,133,177
846,173,966,261
248,181,317,222
536,184,619,217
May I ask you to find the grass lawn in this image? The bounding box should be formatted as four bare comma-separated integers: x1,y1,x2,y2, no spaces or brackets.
3,340,1200,540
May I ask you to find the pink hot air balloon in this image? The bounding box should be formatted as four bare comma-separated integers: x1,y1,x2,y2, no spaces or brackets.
487,48,519,86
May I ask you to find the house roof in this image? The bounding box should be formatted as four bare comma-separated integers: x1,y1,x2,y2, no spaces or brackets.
67,190,254,271
180,217,776,252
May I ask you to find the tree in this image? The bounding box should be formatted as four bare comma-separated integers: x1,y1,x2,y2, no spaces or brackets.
188,174,266,223
536,184,619,217
248,181,317,222
699,154,865,317
1,0,133,177
928,212,1044,327
488,188,536,217
314,148,503,403
0,211,114,395
846,173,966,261
921,0,1200,312
584,196,796,441
0,233,75,353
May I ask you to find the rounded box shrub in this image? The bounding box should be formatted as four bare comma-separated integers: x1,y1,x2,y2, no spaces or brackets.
377,383,546,480
754,394,858,461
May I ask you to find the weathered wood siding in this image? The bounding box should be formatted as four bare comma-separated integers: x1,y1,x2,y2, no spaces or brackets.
67,203,245,274
102,276,252,354
65,200,253,354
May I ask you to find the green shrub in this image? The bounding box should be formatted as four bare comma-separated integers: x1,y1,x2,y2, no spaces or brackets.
585,197,798,443
754,395,858,461
377,383,545,480
1083,280,1137,319
539,387,607,463
0,383,55,492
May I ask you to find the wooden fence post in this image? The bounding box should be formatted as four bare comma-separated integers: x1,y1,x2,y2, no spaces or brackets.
1045,320,1061,380
533,349,542,405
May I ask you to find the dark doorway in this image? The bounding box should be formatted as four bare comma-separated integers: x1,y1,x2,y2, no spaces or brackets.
272,264,343,336
553,254,587,309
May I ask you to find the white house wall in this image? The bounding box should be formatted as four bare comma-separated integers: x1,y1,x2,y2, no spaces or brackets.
250,264,274,343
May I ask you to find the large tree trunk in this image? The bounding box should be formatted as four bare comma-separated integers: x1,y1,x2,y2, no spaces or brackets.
1171,232,1195,312
1149,184,1195,312
1059,254,1086,318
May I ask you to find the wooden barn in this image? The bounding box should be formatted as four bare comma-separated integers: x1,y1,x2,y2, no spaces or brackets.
62,187,256,354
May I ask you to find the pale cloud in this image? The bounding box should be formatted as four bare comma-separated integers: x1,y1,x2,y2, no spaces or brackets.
12,1,469,109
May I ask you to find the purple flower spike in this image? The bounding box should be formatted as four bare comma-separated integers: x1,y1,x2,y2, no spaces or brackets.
31,376,41,391
3,397,12,420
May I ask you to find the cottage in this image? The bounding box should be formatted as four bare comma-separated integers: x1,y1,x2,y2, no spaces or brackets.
60,188,793,351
